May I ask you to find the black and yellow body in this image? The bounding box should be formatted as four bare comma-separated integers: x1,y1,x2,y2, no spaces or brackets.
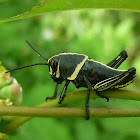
47,52,136,119
6,41,136,120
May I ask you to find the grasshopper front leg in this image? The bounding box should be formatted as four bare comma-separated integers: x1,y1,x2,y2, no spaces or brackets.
46,83,59,101
58,80,70,104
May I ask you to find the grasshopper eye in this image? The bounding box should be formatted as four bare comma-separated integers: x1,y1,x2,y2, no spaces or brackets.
50,60,58,72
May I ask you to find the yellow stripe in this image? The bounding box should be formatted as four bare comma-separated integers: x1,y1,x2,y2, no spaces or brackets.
94,75,121,89
48,55,59,63
49,53,87,62
116,56,121,60
112,78,135,89
56,62,60,78
88,59,125,72
59,53,78,55
94,73,122,89
67,55,88,80
95,73,129,91
49,66,53,75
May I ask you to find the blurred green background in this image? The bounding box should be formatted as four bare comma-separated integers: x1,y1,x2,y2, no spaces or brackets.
0,1,140,140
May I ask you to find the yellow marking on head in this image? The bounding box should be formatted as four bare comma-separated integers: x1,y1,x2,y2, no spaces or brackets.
56,62,60,78
116,56,121,60
67,55,88,80
49,66,53,75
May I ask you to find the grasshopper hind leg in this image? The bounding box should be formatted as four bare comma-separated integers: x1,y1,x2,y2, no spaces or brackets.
94,67,136,101
84,76,92,120
107,50,128,69
95,91,109,102
111,67,136,89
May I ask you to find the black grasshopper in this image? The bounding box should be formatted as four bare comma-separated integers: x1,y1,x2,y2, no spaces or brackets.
6,41,136,120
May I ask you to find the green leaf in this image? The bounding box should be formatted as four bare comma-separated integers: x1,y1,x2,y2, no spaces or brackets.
0,0,140,23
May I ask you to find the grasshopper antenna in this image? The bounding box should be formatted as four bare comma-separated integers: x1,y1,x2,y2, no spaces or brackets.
5,63,49,73
6,41,49,73
26,40,48,61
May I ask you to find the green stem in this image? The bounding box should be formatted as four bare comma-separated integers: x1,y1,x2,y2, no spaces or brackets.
1,106,140,118
1,89,140,133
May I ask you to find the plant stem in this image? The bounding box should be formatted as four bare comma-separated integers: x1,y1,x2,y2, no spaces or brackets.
1,106,140,118
1,89,140,133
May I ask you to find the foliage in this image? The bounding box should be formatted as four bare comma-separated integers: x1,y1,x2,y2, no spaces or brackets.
0,0,140,23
